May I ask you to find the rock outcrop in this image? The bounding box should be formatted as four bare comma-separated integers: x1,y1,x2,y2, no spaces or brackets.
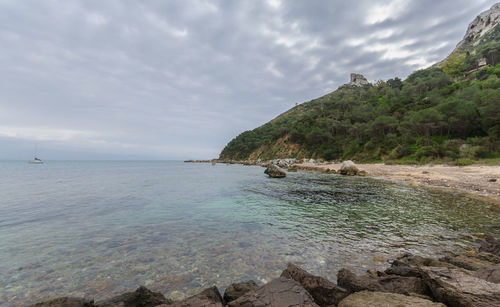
455,3,500,50
419,266,500,307
337,269,431,297
264,164,286,178
281,263,347,306
169,286,224,307
96,286,171,307
338,290,445,307
474,266,500,284
227,277,319,307
339,160,359,176
223,281,259,303
480,236,500,256
31,297,95,307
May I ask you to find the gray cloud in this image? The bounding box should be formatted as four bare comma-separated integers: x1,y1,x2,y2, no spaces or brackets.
0,0,497,159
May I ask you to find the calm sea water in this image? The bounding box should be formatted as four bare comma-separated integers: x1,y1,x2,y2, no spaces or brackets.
1,161,499,305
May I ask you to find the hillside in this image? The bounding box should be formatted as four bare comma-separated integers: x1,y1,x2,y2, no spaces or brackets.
220,4,500,163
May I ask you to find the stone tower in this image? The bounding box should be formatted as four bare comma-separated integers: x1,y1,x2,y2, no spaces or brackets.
349,73,370,86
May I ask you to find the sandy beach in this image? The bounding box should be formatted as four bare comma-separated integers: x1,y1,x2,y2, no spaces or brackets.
296,162,500,202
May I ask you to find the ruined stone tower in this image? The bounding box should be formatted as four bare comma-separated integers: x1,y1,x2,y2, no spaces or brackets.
349,73,370,86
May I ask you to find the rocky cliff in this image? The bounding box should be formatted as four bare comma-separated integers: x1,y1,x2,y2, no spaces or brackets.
455,3,500,51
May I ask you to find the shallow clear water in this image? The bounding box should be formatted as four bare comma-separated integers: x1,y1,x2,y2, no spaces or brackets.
0,161,499,305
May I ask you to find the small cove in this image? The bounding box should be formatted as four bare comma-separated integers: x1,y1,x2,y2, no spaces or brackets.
0,161,499,306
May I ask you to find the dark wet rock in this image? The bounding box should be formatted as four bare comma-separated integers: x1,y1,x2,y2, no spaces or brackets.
488,178,496,182
441,253,498,271
281,263,347,306
339,160,358,176
264,164,286,178
419,266,500,306
337,269,385,293
337,269,431,297
338,290,445,307
31,297,95,307
223,280,259,303
96,286,171,307
480,236,500,256
385,259,421,277
227,277,319,307
474,266,500,284
396,253,458,269
170,286,223,307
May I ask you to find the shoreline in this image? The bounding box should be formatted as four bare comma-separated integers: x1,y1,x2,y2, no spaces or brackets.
211,160,500,203
296,162,500,203
30,236,500,306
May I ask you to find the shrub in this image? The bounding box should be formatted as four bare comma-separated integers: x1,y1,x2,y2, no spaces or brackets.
455,158,475,166
388,145,411,159
416,146,439,160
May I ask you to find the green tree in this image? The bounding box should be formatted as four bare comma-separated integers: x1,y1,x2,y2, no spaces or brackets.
442,52,466,77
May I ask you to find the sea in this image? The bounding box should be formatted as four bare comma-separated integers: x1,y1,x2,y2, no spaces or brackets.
1,161,499,305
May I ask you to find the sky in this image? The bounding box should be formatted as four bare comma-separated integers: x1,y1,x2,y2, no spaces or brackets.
0,0,498,160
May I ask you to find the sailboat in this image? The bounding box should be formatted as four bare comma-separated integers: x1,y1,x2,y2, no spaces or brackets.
28,145,43,164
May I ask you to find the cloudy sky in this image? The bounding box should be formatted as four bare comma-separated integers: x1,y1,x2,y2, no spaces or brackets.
0,0,497,160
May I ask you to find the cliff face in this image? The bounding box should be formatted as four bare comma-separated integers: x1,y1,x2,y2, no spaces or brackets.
455,3,500,51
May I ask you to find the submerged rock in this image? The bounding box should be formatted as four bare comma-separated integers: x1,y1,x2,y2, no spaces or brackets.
228,277,319,307
31,297,95,307
338,290,444,307
96,286,171,307
281,263,347,306
264,164,286,178
419,266,500,306
170,286,224,307
223,280,259,303
339,160,358,176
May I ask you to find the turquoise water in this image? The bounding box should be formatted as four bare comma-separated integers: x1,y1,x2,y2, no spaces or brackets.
1,161,499,305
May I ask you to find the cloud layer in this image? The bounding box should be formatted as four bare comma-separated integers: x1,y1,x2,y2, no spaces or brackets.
0,0,497,159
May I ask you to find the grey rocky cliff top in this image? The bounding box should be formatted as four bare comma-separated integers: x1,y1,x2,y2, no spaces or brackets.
455,2,500,50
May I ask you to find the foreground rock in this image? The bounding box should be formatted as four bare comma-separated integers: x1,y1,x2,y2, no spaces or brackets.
338,290,445,307
394,253,458,270
441,252,500,271
281,263,347,306
264,164,286,178
339,160,358,176
223,280,259,303
169,286,223,307
337,268,431,297
419,266,500,306
227,277,319,307
31,297,95,307
96,286,171,307
480,236,500,256
474,266,500,284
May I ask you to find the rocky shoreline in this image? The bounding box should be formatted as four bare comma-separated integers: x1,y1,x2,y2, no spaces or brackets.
31,236,500,306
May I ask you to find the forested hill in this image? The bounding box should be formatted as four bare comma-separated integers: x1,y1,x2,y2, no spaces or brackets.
219,5,500,164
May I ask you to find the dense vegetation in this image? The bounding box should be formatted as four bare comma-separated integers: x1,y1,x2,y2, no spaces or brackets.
220,25,500,164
